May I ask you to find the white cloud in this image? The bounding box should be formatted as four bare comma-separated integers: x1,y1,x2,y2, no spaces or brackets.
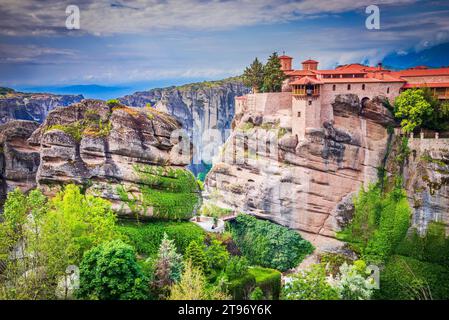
0,0,418,36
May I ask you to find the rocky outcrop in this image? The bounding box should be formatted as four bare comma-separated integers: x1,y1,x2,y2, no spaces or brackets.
0,99,200,219
0,88,83,124
119,77,250,175
399,137,449,234
205,94,394,250
0,120,40,202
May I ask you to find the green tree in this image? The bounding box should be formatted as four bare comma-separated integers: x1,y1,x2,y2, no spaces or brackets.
185,240,207,271
282,264,340,300
262,52,286,92
0,189,50,299
242,58,264,93
38,184,118,281
151,232,184,298
205,239,230,272
77,240,148,300
394,88,434,133
168,261,229,300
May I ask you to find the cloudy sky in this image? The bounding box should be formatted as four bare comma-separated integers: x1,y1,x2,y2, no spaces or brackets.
1,0,449,88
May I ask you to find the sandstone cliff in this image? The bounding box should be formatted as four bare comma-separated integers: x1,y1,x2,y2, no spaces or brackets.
0,99,200,219
119,77,250,175
205,94,396,250
0,87,83,124
0,120,40,202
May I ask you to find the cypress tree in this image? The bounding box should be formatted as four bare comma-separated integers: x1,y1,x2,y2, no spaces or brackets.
262,52,287,92
242,58,264,93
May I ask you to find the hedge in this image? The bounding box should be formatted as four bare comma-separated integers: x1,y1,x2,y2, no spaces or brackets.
118,221,205,257
227,273,256,300
248,266,282,300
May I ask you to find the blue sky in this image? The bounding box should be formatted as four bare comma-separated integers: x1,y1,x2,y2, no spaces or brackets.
1,0,449,90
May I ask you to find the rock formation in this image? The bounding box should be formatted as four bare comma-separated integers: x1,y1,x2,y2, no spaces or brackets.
0,120,40,202
205,94,397,250
0,87,83,124
119,77,250,175
399,136,449,234
0,99,200,219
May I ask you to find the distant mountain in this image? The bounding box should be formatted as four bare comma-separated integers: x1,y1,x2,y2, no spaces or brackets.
119,76,250,176
19,84,130,100
0,87,83,124
383,42,449,69
18,79,213,100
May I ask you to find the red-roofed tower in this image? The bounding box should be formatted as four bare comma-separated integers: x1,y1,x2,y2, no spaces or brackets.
302,59,319,71
279,55,293,72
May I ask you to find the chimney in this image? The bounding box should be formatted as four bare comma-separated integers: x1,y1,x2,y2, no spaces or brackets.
377,62,382,70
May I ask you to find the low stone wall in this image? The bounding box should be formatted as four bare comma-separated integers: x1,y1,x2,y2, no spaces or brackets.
409,138,449,152
244,92,292,115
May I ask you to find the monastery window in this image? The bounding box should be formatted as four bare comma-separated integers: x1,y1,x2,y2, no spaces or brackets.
362,84,365,90
297,111,301,117
308,100,312,106
387,87,390,94
266,141,271,156
347,84,351,90
332,85,336,91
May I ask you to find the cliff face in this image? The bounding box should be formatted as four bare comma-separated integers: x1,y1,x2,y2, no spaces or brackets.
205,94,395,250
0,99,200,219
0,88,83,124
0,120,40,202
119,78,250,174
399,137,449,234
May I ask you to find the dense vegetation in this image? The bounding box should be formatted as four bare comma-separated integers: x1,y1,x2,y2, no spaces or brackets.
339,170,449,299
0,185,293,300
228,214,314,271
117,165,201,220
118,221,205,257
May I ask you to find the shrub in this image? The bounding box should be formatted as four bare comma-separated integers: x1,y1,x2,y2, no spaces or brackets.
77,240,148,300
249,287,264,300
396,222,449,266
224,256,249,280
376,255,449,300
333,262,376,300
227,272,256,300
228,214,314,271
282,264,340,300
185,240,207,271
106,99,122,107
205,239,230,272
248,266,282,300
169,261,229,300
319,252,353,276
118,221,205,257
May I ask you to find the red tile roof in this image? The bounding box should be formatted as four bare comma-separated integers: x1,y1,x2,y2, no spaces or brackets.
285,70,315,76
302,59,319,64
290,76,323,85
402,82,449,88
391,67,449,77
320,77,404,84
279,55,293,59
